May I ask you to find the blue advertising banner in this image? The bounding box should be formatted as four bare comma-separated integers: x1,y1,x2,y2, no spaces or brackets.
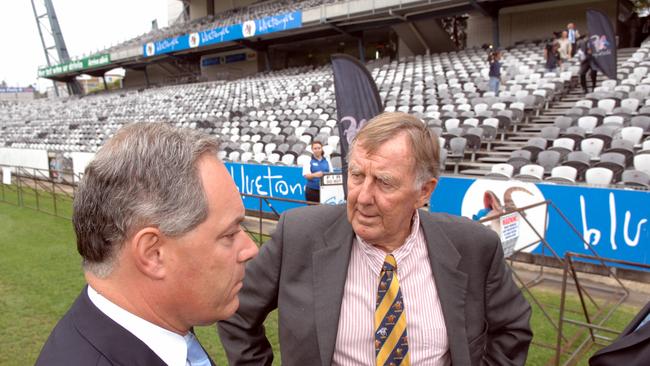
225,162,306,213
430,177,650,269
0,87,34,93
143,11,302,57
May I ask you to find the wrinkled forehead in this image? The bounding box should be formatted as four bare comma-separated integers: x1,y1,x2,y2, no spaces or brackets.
350,135,416,170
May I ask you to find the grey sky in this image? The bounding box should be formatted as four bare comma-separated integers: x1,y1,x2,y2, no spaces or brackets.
0,0,170,89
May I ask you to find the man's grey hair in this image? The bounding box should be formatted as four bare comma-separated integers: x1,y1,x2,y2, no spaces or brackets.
73,122,220,278
347,112,440,188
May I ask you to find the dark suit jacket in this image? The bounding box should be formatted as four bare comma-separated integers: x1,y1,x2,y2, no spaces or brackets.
218,204,532,365
36,286,214,366
589,302,650,366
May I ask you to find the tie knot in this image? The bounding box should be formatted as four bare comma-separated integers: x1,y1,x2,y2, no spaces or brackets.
382,254,397,272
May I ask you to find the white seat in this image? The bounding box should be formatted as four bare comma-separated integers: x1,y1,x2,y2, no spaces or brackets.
281,153,296,165
552,138,575,151
444,118,460,130
602,116,624,127
252,142,264,154
634,154,650,176
585,167,613,185
268,153,281,164
620,126,644,146
240,151,253,163
516,164,544,180
253,152,266,163
597,99,616,114
488,163,514,178
547,166,577,183
581,138,604,159
577,116,598,133
621,98,640,112
297,154,311,166
228,151,241,162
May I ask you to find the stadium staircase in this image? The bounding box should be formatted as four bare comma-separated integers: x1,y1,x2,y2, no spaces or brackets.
454,48,640,177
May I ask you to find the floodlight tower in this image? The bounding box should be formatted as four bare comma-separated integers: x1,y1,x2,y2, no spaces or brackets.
31,0,82,96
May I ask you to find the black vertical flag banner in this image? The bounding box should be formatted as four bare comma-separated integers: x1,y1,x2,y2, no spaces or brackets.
586,9,617,80
331,54,382,198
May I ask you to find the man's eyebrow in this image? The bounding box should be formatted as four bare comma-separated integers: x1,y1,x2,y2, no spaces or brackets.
228,214,245,228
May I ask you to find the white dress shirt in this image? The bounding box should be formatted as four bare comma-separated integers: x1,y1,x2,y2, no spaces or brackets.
332,211,450,365
87,286,193,366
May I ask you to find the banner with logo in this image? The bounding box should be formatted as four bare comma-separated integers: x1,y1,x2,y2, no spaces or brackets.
430,176,650,269
0,87,34,93
38,54,111,78
586,9,617,80
143,11,302,58
225,162,307,213
331,54,383,197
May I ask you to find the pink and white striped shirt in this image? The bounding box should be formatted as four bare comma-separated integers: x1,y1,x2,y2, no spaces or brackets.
332,211,450,366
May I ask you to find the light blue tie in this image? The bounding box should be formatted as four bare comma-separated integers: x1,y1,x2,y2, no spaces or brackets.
186,333,211,366
634,312,650,332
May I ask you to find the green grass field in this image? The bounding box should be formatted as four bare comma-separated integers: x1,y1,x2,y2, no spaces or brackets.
0,199,641,365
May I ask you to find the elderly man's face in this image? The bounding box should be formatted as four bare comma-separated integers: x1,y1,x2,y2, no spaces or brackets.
165,155,258,327
346,133,435,252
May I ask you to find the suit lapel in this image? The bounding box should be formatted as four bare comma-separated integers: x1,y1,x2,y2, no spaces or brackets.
313,210,355,366
594,303,650,355
420,211,470,365
71,286,167,366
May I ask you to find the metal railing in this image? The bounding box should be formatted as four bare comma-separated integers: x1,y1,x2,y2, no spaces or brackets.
0,164,77,219
0,164,314,241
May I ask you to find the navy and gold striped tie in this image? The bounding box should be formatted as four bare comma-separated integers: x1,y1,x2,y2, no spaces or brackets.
375,254,409,365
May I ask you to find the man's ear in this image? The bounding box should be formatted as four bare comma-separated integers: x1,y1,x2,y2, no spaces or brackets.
128,227,166,280
417,178,438,207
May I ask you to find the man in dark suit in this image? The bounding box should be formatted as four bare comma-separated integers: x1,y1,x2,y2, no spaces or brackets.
589,302,650,366
36,123,258,365
218,112,532,365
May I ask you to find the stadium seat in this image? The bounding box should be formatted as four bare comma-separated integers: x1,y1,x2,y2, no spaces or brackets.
514,164,544,181
486,163,514,180
585,167,614,185
546,166,578,184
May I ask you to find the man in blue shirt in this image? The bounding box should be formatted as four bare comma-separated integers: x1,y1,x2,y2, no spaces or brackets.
302,141,332,203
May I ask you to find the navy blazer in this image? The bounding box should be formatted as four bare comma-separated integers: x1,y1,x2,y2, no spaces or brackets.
589,302,650,366
36,286,214,366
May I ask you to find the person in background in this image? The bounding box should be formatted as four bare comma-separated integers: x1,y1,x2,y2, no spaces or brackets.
302,140,332,203
488,49,502,96
557,30,572,70
218,112,532,366
36,123,259,366
567,22,581,57
577,35,599,94
544,35,562,73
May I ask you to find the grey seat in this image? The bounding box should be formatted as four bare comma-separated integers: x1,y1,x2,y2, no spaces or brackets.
507,149,532,174
541,126,561,141
537,150,562,173
463,127,484,161
448,137,467,173
522,137,547,161
631,115,650,131
606,139,635,166
591,125,617,149
562,151,591,180
620,169,650,188
595,152,626,182
561,126,586,145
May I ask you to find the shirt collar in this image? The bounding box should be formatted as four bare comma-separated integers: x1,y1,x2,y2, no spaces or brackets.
87,286,189,366
356,210,421,276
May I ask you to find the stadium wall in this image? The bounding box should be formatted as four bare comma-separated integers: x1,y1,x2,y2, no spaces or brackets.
200,50,259,80
122,64,184,88
466,0,616,48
